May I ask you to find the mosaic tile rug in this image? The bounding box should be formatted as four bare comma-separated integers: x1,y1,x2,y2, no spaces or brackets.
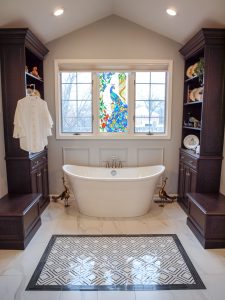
26,234,205,291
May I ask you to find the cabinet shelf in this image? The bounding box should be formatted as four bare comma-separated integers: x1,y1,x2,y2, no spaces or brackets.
184,101,203,106
183,126,201,131
25,72,43,82
185,74,203,83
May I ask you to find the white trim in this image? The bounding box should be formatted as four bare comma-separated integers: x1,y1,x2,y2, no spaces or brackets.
54,59,173,140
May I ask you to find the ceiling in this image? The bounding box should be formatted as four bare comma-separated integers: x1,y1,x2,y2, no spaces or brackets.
0,0,224,45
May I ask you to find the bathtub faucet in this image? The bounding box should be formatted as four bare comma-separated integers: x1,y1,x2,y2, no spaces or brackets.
105,156,122,168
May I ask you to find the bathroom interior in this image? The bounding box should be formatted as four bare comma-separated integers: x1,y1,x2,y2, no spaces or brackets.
0,0,225,299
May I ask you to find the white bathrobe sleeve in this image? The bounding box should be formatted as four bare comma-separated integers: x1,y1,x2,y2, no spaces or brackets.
13,101,25,138
44,101,53,136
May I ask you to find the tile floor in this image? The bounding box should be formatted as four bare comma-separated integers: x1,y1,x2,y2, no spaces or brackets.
0,200,225,299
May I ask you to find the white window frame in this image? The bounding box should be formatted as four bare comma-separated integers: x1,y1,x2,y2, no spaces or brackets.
54,59,173,140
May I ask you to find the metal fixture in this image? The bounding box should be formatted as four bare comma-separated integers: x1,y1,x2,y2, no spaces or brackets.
105,156,123,168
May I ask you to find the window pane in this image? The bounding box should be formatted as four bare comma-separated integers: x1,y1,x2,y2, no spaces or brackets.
60,72,92,133
61,83,77,100
61,73,77,84
62,117,92,133
135,101,150,117
98,72,128,133
135,117,165,133
77,72,92,83
136,84,150,100
151,72,166,83
77,84,92,100
136,72,151,83
151,84,166,100
62,101,92,118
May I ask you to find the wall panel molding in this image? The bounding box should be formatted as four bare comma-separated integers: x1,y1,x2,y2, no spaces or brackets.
62,147,90,165
137,147,164,166
99,148,128,167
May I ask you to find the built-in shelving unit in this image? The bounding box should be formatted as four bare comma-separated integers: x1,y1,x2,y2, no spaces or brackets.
0,28,49,249
178,28,225,249
178,28,225,212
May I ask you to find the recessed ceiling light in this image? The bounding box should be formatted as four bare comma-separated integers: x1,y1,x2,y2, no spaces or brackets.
166,8,177,16
53,8,64,16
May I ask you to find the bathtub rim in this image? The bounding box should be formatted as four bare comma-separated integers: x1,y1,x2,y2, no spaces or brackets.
63,164,165,182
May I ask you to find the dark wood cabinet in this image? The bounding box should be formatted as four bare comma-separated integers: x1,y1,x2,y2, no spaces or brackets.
178,29,225,212
0,28,50,212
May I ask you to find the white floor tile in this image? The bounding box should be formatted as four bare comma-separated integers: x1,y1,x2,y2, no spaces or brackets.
98,290,136,300
60,291,98,300
0,275,23,300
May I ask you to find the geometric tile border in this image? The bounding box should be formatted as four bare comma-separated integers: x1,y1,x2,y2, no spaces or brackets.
27,235,205,291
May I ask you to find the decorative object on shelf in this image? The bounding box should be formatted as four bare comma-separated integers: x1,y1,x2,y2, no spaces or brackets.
194,87,204,101
52,177,70,207
183,134,199,150
30,66,41,79
186,63,198,79
155,177,177,207
188,87,204,102
195,57,204,85
26,84,41,97
195,145,200,154
189,116,201,128
25,65,28,73
189,88,198,101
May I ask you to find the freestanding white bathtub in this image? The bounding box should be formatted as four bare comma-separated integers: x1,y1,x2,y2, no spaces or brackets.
63,164,165,217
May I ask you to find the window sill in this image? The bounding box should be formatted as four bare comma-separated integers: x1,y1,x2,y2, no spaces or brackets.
56,133,171,140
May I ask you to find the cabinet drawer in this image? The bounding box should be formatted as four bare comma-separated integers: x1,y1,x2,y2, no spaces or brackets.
180,153,198,169
31,154,47,170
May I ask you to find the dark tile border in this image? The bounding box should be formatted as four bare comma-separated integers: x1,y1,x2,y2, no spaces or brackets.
26,234,206,291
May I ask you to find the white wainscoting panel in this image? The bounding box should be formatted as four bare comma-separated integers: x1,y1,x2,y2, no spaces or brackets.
137,147,164,166
62,147,90,165
99,148,128,167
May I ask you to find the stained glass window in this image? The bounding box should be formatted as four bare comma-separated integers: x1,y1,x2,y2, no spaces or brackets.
60,72,92,133
98,72,128,133
135,72,166,133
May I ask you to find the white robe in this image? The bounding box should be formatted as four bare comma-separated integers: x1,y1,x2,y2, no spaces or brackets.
13,96,53,153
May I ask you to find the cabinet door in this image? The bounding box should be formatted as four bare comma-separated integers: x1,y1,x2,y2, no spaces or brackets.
184,166,197,206
189,167,197,192
178,162,185,200
31,168,43,194
41,164,49,200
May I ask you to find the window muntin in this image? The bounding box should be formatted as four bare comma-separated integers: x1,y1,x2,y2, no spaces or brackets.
98,72,128,133
60,72,92,133
135,72,166,134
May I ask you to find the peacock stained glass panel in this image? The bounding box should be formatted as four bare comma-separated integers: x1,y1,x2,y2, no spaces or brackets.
98,72,128,133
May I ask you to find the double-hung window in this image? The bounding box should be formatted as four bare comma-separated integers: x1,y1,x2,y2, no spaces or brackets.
55,60,173,139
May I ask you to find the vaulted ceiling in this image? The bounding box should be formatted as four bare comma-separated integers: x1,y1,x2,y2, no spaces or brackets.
0,0,224,44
